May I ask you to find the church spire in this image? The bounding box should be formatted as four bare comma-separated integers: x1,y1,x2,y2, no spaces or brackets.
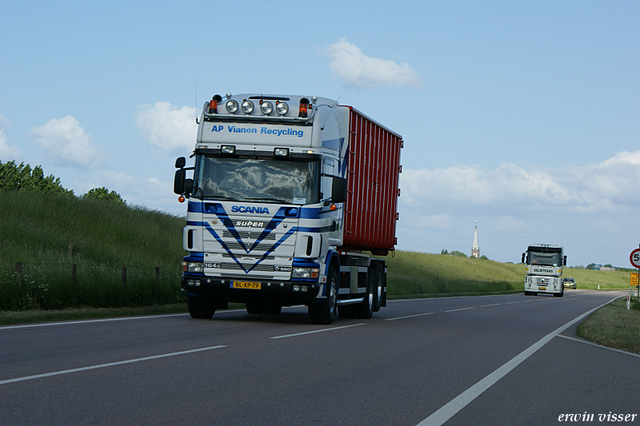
471,220,480,259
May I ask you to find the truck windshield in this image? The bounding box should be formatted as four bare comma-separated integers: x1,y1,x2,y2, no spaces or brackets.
192,156,321,205
528,251,562,266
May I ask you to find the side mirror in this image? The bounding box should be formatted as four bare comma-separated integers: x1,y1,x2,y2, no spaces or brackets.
563,255,567,266
184,178,193,194
331,177,347,204
521,253,525,264
175,157,186,169
174,169,186,194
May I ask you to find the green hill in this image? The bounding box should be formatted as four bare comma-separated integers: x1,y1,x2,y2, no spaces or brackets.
0,190,186,310
0,191,632,312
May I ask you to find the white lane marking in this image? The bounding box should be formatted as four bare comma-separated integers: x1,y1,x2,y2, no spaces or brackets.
522,300,535,303
386,312,435,321
0,310,250,331
415,296,620,426
0,313,190,330
557,334,640,359
270,323,365,339
0,345,227,386
480,303,500,308
444,307,474,313
505,301,521,305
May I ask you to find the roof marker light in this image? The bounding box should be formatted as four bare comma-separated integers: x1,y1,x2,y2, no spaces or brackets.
298,97,309,118
221,145,236,155
209,94,222,114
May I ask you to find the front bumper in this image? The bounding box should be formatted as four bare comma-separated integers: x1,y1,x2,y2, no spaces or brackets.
181,274,321,304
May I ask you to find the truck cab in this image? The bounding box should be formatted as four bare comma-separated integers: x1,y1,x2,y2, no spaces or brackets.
522,244,567,297
173,93,402,324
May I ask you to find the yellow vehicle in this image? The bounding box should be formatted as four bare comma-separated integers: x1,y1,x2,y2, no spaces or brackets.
562,277,577,289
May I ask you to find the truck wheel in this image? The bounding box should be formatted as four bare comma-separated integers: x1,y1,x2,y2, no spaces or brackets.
554,289,564,297
373,263,384,312
309,266,338,324
187,295,215,319
354,271,374,319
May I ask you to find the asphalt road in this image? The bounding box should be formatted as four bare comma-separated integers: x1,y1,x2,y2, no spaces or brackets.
1,290,638,426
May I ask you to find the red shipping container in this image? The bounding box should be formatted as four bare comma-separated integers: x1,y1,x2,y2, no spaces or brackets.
339,107,403,255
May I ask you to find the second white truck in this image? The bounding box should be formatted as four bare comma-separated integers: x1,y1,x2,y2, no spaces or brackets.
522,244,567,297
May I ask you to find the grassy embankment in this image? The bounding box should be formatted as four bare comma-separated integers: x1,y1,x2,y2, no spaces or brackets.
577,297,640,354
1,189,637,350
0,190,186,314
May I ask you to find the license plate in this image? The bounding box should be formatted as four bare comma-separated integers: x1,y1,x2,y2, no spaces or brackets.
539,286,546,290
231,281,261,290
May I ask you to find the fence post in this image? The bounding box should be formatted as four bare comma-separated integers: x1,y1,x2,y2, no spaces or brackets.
68,241,74,259
72,264,77,283
15,263,22,286
121,266,126,288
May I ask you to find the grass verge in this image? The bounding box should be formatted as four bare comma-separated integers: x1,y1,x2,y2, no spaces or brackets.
576,296,640,354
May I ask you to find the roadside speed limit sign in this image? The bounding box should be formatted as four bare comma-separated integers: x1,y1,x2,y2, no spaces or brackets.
630,248,640,269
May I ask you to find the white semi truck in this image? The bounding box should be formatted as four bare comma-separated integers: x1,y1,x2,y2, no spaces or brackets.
174,93,403,324
521,244,567,297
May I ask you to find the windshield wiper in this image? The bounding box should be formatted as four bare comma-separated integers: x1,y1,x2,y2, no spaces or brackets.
204,195,239,201
244,197,289,204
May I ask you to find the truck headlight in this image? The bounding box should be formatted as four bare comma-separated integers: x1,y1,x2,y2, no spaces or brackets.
292,267,319,279
182,262,204,273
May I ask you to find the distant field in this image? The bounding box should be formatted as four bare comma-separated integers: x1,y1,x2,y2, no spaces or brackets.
0,190,633,315
385,251,632,299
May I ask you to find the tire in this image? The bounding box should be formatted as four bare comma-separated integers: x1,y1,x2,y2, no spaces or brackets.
354,269,374,319
187,295,215,319
554,289,564,297
309,265,338,324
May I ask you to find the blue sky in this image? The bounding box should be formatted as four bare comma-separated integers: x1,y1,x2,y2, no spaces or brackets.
1,1,639,267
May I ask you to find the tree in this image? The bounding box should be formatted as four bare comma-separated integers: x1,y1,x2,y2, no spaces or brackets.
450,251,467,258
82,187,125,204
0,160,73,195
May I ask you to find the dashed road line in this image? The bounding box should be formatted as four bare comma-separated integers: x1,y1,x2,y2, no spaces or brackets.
0,345,227,386
386,312,435,321
445,307,474,313
270,323,365,339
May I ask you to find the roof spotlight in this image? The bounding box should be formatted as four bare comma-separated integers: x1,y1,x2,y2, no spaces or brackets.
260,101,273,115
276,101,289,116
241,100,254,114
226,100,239,114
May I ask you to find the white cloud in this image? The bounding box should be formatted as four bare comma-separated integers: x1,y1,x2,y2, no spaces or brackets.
323,38,423,90
136,102,197,153
29,116,102,167
400,151,640,214
0,114,20,160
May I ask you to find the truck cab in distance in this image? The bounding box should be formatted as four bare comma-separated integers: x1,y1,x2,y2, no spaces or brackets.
522,244,567,297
